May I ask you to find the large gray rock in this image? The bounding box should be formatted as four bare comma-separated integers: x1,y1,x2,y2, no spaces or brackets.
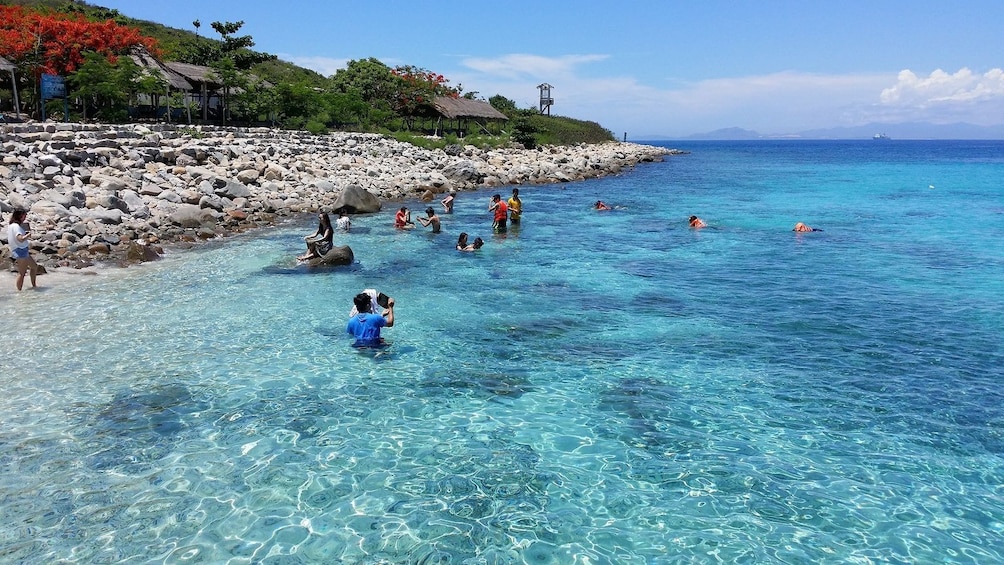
169,203,216,228
306,245,354,267
331,184,381,214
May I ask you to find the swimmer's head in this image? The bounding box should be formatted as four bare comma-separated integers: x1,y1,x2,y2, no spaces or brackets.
353,293,373,313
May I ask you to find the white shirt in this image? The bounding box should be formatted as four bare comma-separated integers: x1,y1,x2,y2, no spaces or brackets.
7,223,27,252
336,216,351,231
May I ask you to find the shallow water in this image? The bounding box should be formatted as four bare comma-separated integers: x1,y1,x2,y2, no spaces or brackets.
1,140,1003,563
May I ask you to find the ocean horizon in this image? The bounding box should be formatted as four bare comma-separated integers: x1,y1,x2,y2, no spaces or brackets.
2,139,1002,563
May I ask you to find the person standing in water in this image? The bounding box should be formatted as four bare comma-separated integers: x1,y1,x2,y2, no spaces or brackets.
417,207,441,233
347,292,395,347
489,194,508,233
7,209,39,290
507,188,523,226
441,192,456,214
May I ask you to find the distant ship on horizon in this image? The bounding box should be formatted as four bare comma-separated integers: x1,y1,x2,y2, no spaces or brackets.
873,133,891,140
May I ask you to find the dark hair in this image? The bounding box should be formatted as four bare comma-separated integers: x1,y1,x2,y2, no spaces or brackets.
457,232,468,247
318,213,332,231
353,293,373,313
9,209,27,224
689,215,698,222
426,207,435,216
472,237,484,249
512,188,519,196
492,194,501,201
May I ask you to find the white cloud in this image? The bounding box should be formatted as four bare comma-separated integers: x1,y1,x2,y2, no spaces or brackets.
279,51,1004,135
455,64,892,136
461,54,609,80
880,67,1004,105
279,55,348,77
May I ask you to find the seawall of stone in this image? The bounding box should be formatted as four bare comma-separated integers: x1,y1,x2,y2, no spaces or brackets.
1,123,680,268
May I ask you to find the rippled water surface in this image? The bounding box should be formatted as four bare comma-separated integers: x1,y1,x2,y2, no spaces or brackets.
1,140,1003,563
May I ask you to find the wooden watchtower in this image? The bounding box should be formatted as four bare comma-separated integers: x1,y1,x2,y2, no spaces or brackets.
537,83,554,115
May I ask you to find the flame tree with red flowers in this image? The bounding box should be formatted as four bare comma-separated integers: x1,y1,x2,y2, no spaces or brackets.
0,4,159,117
390,65,461,130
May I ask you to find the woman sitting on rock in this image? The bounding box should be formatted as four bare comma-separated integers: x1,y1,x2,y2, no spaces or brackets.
299,212,333,261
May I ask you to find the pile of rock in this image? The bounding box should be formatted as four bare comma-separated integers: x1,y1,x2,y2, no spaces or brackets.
1,123,679,269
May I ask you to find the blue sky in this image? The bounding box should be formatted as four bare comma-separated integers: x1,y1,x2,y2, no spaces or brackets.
97,0,1004,137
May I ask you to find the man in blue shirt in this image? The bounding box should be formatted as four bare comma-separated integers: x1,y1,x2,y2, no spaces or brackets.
347,292,395,346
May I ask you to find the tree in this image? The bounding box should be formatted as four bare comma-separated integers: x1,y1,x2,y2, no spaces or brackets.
184,20,273,70
390,65,460,129
0,5,158,75
489,94,519,117
510,108,541,149
1,5,158,117
330,58,397,105
68,51,162,122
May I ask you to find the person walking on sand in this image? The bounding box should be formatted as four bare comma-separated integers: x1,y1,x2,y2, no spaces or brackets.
7,209,39,291
417,207,441,233
489,194,508,233
441,192,456,214
508,188,523,226
347,291,395,347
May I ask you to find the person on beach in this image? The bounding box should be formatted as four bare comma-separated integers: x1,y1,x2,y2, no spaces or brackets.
595,200,612,211
298,212,333,261
395,207,415,229
347,291,395,347
489,194,508,233
689,215,707,228
7,209,39,291
441,192,456,214
793,222,822,232
508,188,523,225
335,211,351,231
417,207,441,233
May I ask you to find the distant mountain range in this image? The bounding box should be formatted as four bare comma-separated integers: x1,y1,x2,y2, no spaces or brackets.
648,122,1004,140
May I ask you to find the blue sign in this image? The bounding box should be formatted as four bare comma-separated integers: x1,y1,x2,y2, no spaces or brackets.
41,74,66,99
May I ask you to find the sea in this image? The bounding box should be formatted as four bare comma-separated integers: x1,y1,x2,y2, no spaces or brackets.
1,139,1002,564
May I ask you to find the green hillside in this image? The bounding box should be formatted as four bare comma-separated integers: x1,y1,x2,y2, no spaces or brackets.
1,0,615,144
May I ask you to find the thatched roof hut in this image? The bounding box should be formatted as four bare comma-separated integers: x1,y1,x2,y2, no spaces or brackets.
1,55,21,119
430,96,508,136
432,97,508,121
164,61,223,90
129,46,191,91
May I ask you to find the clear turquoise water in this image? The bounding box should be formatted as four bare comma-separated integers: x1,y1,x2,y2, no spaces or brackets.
1,140,1003,563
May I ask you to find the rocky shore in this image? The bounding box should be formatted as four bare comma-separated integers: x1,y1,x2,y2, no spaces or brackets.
1,123,679,270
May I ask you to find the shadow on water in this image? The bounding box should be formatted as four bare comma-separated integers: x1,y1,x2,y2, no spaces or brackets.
596,376,708,454
84,382,211,472
417,367,535,401
259,261,363,276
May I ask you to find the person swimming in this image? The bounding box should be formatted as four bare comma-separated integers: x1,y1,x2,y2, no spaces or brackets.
793,222,822,232
595,200,612,211
688,215,707,228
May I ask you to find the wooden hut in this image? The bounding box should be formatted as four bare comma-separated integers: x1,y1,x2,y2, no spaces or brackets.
165,61,224,122
431,96,508,137
128,45,194,122
0,55,20,120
